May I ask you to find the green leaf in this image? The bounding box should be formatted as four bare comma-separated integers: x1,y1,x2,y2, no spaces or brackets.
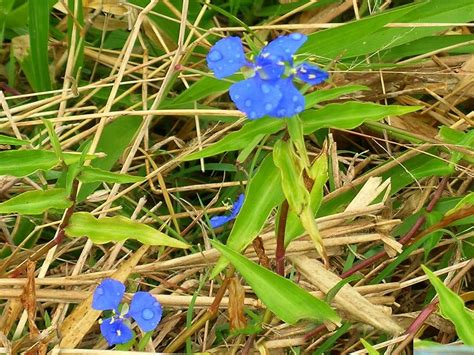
171,76,231,105
211,154,285,277
183,118,284,161
305,85,370,108
325,274,363,304
42,118,64,162
274,140,326,259
78,166,144,184
285,151,328,245
0,188,72,215
301,102,421,134
360,339,380,355
303,0,474,61
0,150,95,177
422,265,474,345
439,126,474,164
28,0,52,92
65,212,190,249
211,240,341,325
77,116,142,201
0,134,29,145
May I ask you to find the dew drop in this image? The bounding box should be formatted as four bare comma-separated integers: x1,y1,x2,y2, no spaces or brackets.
96,287,104,295
296,105,303,112
234,94,240,99
290,33,302,40
261,84,271,94
249,111,257,119
245,99,252,107
208,50,223,62
277,109,286,116
285,48,291,53
228,59,234,64
142,308,154,320
265,103,273,111
153,302,161,308
292,95,299,102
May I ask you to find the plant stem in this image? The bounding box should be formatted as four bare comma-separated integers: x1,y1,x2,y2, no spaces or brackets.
163,269,234,353
275,201,289,276
340,177,448,279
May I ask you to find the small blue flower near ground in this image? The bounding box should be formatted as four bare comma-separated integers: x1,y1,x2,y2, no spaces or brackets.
210,194,245,228
92,278,163,346
206,33,329,119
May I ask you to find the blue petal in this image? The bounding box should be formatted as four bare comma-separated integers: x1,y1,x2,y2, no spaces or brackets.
100,317,133,346
255,57,285,80
129,292,163,332
269,78,305,118
207,37,247,79
296,63,329,85
258,33,307,64
92,278,125,312
229,76,282,120
210,215,233,229
230,194,245,218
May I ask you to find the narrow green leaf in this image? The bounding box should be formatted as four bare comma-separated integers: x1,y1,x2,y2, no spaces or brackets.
285,151,328,245
78,166,144,184
171,76,231,105
301,102,421,134
0,134,29,145
183,118,284,161
211,154,285,277
0,188,72,215
77,115,142,201
28,0,52,92
325,274,363,304
0,150,95,177
305,85,370,108
360,339,380,355
66,212,190,249
42,118,64,161
211,240,341,325
274,141,326,259
422,265,474,345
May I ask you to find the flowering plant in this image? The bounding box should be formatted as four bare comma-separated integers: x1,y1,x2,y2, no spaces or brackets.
206,33,328,119
92,278,163,346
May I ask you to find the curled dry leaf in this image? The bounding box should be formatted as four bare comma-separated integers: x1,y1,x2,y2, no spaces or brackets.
289,255,403,335
228,277,247,331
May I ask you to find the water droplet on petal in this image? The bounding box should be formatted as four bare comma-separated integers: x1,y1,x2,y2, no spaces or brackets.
234,94,240,99
290,33,302,40
153,302,161,308
96,287,104,295
142,308,154,320
285,48,291,53
228,59,234,64
292,95,299,102
208,50,222,62
261,84,271,94
265,103,273,111
249,111,257,119
245,99,252,107
296,105,303,112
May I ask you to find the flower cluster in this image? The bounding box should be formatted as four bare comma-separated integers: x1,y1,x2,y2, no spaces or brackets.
206,33,328,120
210,194,244,228
92,278,162,346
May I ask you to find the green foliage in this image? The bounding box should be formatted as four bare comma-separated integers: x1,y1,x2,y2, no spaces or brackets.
65,212,190,248
211,154,285,277
211,240,340,325
0,150,94,177
28,0,52,92
0,134,29,145
360,339,380,355
422,265,474,345
0,188,72,214
77,166,144,184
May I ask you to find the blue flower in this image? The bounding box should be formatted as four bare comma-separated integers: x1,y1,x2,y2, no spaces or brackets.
128,292,163,332
210,194,244,228
92,278,163,346
100,317,134,346
206,33,328,120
